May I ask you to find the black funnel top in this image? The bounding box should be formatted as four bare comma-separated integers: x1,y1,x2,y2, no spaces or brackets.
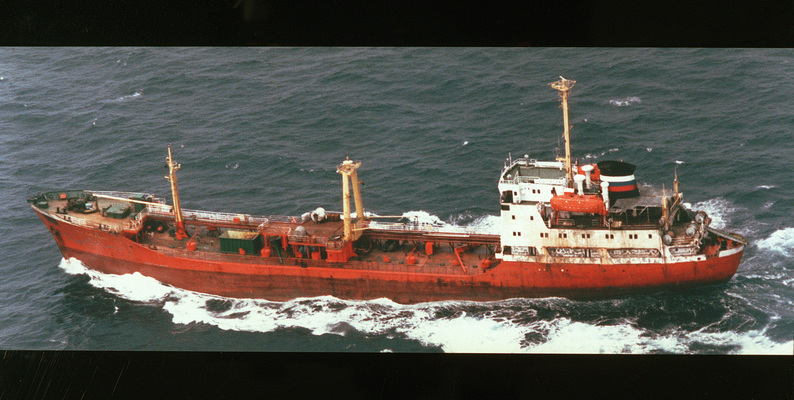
597,160,636,176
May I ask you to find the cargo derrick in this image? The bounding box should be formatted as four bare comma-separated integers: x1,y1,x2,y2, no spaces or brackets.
28,77,747,303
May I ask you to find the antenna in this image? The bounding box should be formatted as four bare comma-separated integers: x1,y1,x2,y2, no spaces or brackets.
661,183,669,231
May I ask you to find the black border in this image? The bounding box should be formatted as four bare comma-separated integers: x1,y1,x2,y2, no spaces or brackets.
0,0,792,46
2,1,792,398
1,351,792,399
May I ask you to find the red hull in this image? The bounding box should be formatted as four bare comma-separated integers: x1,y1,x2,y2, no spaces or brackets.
38,210,743,304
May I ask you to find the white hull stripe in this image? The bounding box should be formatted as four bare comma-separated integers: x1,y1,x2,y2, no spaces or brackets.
600,174,636,183
719,245,744,257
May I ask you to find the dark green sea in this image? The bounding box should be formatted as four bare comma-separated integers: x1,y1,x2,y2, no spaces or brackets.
1,48,791,354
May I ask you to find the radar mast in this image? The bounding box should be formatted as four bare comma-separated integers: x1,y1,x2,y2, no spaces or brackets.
550,76,576,185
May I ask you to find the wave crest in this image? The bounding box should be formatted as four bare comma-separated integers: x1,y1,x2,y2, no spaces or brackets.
756,227,794,257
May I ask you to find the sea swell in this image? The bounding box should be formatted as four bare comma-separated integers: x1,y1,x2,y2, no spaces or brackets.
58,258,792,354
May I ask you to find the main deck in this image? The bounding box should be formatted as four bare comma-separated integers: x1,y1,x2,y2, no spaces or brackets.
30,190,500,277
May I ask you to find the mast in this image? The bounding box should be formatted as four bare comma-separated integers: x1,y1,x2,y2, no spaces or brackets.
550,76,576,184
165,145,187,240
337,157,364,243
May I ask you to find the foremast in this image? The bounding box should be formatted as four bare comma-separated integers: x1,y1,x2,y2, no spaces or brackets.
165,145,187,240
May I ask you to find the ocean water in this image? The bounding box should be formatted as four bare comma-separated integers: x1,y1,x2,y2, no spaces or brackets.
1,47,791,354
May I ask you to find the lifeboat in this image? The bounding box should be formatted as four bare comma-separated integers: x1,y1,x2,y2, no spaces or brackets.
550,192,607,215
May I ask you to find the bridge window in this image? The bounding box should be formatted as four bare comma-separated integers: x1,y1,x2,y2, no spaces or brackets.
512,215,516,220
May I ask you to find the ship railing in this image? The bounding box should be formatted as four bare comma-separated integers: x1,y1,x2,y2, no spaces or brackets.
555,218,576,227
88,190,167,204
670,236,696,246
287,235,329,246
499,176,565,185
258,225,293,236
140,203,300,227
625,223,658,230
506,158,564,168
370,221,485,235
55,211,129,234
129,209,146,230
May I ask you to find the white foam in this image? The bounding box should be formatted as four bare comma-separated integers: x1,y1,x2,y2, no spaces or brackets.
756,185,777,190
60,258,178,303
112,92,142,102
466,215,502,235
526,318,680,354
756,227,794,258
400,210,447,227
57,255,792,355
406,311,528,353
609,97,641,107
691,198,736,229
686,326,793,355
521,318,792,355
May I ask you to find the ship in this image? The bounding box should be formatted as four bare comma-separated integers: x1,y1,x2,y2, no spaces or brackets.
28,77,747,304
